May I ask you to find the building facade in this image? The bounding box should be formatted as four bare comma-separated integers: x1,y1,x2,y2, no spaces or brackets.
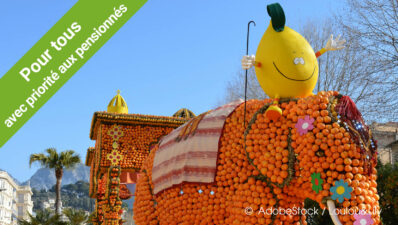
371,122,398,164
0,171,33,225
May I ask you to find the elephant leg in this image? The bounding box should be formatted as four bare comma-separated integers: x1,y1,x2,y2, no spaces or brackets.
155,183,228,225
274,193,306,224
225,178,278,225
133,171,158,225
271,184,308,225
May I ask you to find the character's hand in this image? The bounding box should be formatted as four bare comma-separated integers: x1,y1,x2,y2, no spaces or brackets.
241,55,255,70
325,34,346,51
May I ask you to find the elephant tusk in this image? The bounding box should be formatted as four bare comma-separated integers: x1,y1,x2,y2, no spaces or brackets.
327,200,343,225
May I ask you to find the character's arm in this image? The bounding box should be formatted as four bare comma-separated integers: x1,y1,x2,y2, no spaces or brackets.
241,55,261,69
315,34,346,58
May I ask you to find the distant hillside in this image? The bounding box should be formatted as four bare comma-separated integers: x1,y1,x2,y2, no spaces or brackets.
32,180,129,213
32,181,95,212
23,163,90,190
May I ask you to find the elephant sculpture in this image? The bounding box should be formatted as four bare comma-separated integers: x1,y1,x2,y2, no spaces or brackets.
133,91,380,225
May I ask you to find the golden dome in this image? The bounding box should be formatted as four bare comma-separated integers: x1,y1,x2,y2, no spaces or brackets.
107,90,128,114
173,108,195,119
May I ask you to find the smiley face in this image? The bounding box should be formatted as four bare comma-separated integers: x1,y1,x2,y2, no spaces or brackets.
255,23,319,98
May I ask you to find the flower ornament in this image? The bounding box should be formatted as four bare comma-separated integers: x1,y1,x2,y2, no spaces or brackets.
330,179,353,203
311,173,323,194
107,149,124,166
295,115,314,135
354,212,374,225
108,125,124,141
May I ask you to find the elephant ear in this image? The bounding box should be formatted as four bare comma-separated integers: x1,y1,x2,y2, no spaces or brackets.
267,3,286,32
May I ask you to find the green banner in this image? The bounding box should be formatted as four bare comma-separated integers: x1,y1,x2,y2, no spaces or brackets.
0,0,147,147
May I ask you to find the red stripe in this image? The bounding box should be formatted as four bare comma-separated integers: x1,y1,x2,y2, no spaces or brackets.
157,124,185,144
153,166,217,185
153,151,218,172
157,127,223,151
195,127,223,134
200,114,228,122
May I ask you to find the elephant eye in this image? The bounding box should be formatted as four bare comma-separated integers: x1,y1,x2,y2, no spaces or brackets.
315,150,325,157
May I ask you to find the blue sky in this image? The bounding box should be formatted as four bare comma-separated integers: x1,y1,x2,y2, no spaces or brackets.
0,0,343,182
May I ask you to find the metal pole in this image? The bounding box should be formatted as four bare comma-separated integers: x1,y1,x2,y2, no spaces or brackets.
244,20,256,129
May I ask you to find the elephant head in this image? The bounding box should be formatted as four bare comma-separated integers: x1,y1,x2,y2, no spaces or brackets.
244,91,380,224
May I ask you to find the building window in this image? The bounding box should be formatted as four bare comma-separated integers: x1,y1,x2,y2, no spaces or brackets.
18,194,24,203
18,206,23,217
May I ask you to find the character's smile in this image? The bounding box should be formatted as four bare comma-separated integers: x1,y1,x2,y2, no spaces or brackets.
273,62,315,81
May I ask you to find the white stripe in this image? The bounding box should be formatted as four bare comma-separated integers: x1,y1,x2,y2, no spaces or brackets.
152,158,217,180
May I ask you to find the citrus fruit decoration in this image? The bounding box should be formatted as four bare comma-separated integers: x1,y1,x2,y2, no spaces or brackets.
85,91,192,225
242,3,345,121
134,91,380,225
254,4,319,100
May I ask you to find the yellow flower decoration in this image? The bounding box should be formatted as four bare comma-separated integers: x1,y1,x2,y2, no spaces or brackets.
108,125,124,141
107,149,124,166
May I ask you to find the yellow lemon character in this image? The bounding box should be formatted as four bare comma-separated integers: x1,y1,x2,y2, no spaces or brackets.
242,3,345,120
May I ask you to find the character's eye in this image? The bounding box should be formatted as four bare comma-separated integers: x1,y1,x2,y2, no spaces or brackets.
293,57,305,65
315,150,325,157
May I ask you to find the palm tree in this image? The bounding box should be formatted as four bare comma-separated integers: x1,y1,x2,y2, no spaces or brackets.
29,148,81,215
18,209,67,225
63,208,88,225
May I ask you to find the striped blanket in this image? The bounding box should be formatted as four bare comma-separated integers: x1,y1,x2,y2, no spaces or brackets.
152,100,243,194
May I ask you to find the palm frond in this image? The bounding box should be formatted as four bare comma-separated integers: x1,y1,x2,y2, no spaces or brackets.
18,209,68,225
60,150,81,169
63,208,88,225
29,153,48,168
46,148,60,169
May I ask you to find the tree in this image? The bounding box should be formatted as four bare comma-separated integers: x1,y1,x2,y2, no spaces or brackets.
63,208,88,225
342,0,397,74
29,148,81,215
339,0,398,120
299,19,395,121
18,209,67,225
376,159,398,225
304,198,333,225
222,68,266,104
